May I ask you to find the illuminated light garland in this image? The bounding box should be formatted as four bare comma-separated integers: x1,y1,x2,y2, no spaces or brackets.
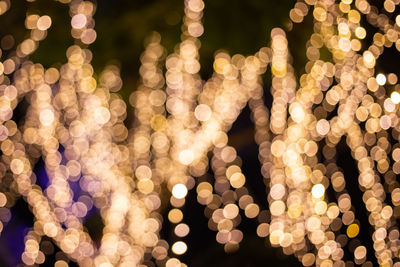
0,0,399,266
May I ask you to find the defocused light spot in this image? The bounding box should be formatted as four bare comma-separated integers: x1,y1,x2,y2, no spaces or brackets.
347,223,359,238
179,149,194,165
171,241,187,255
376,73,386,85
172,184,188,199
71,14,87,29
37,15,51,30
312,184,325,198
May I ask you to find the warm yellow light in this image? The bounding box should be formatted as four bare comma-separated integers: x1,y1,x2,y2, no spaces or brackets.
316,119,330,136
37,15,52,31
347,224,359,238
363,51,375,68
194,104,212,121
2,0,400,265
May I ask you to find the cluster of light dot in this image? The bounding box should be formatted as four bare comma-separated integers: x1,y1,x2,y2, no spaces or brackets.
0,0,400,266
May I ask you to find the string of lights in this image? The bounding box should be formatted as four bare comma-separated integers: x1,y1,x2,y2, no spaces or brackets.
0,0,400,266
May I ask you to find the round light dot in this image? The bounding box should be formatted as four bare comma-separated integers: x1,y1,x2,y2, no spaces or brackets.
223,204,239,219
354,245,367,260
168,209,183,224
39,109,55,126
171,241,187,255
43,222,58,237
0,125,8,141
256,223,269,237
178,149,194,165
0,193,6,207
312,184,325,198
376,73,386,85
37,15,52,30
55,260,69,267
94,107,111,124
172,184,188,199
71,14,87,29
391,91,400,104
174,223,190,237
347,223,360,238
10,158,24,174
194,104,212,121
316,119,330,136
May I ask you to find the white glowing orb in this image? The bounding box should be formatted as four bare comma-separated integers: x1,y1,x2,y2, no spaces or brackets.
312,184,325,199
172,184,188,199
